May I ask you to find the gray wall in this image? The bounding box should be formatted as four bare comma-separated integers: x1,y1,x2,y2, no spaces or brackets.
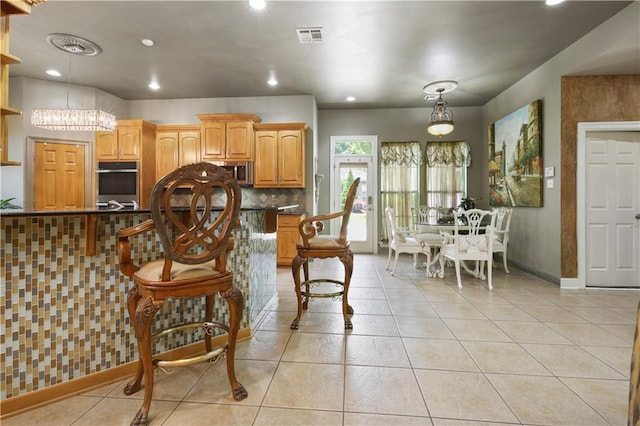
482,1,639,283
317,106,483,216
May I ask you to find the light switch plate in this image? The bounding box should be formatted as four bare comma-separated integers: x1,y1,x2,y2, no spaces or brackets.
544,166,555,177
547,178,554,188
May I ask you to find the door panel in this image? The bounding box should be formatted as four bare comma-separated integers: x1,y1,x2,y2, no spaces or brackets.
586,134,640,287
35,142,85,210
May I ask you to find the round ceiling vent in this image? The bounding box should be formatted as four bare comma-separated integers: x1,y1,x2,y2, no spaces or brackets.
46,33,102,56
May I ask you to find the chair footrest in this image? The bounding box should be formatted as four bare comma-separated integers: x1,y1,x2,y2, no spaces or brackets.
152,321,230,368
155,345,227,368
301,278,345,299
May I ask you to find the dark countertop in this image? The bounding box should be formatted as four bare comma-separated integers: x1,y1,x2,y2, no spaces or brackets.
0,204,302,218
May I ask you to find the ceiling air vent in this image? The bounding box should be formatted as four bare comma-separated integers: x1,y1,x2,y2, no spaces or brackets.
46,33,103,56
296,27,323,44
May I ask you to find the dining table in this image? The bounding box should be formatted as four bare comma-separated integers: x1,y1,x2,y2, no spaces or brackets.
410,219,488,278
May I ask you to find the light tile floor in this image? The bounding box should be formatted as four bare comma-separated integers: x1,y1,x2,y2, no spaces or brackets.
4,254,637,425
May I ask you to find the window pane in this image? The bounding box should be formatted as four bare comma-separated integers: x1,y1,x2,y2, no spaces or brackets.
334,140,373,155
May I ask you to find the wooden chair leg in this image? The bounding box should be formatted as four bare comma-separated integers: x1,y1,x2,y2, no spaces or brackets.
204,294,214,353
302,257,310,310
124,286,143,396
340,250,354,329
131,296,162,426
221,286,248,401
291,255,304,330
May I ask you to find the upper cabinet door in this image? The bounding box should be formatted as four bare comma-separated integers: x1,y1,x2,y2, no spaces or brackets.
117,126,141,160
95,131,118,160
179,131,200,166
254,130,279,187
156,132,179,181
278,129,305,187
201,121,226,160
225,121,254,160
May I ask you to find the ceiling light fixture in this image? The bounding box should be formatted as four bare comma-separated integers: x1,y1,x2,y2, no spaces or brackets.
148,81,160,90
249,0,266,10
31,34,116,131
346,96,356,102
267,77,278,86
46,69,61,77
545,0,565,5
141,38,155,47
423,80,458,137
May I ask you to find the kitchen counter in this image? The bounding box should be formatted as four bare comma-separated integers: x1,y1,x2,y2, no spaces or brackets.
0,208,277,404
0,204,292,217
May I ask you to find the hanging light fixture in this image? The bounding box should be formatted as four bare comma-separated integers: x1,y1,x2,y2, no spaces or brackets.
423,80,458,137
31,34,116,131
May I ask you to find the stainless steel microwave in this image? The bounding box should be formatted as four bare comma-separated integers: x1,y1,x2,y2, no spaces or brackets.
212,161,254,186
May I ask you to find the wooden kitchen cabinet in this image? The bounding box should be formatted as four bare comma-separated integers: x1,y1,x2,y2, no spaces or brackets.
155,124,200,181
277,213,305,266
198,113,261,161
96,120,155,161
94,120,156,208
254,122,307,188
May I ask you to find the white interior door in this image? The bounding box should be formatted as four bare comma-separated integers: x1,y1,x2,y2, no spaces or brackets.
585,131,640,287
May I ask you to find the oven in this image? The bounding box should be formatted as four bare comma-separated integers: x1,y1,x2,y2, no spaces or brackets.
212,161,253,186
96,161,139,208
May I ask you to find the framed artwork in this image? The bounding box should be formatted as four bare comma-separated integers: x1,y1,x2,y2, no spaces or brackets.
488,100,543,207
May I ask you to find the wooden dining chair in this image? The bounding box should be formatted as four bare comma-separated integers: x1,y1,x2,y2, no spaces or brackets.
438,208,498,290
290,178,360,330
117,162,247,425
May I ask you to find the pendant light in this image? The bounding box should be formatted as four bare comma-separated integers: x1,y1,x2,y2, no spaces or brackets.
423,80,458,137
31,34,116,131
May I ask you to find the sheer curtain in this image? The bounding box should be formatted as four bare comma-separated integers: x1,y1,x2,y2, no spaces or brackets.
380,141,421,241
424,141,471,209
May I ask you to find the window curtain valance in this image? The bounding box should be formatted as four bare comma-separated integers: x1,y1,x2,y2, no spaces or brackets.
380,141,423,166
423,141,471,167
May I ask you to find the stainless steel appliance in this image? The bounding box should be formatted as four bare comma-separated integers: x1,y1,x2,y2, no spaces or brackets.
213,161,253,186
96,161,139,208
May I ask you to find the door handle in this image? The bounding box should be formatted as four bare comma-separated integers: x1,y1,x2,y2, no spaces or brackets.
636,214,640,220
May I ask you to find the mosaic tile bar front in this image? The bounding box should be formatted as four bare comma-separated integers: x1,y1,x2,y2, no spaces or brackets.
0,210,276,400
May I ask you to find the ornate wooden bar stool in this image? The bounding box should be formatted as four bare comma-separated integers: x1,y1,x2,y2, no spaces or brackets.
117,162,247,425
291,178,360,330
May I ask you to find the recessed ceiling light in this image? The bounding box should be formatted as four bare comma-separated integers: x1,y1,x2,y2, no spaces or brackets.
249,0,265,10
148,81,160,90
545,0,564,5
267,77,278,86
346,96,356,102
141,38,155,47
46,69,61,77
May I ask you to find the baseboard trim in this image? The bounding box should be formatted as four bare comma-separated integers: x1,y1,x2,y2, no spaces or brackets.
0,328,251,419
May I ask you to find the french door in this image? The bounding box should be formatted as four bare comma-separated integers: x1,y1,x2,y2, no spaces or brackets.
330,136,377,253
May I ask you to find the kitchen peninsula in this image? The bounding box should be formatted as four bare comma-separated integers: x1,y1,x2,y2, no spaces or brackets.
0,205,281,414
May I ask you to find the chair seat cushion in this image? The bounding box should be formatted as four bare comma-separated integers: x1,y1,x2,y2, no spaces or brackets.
298,235,348,249
415,233,444,246
135,258,222,283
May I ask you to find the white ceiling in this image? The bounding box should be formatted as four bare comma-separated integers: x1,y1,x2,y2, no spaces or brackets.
8,0,638,109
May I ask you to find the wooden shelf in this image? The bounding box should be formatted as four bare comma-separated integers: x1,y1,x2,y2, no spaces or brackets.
0,52,21,65
1,105,21,115
1,0,32,15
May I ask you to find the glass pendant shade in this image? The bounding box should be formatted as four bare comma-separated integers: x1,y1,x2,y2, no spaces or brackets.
427,94,454,136
31,109,116,131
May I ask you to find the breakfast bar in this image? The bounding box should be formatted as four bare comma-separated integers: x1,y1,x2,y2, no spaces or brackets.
0,206,277,407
